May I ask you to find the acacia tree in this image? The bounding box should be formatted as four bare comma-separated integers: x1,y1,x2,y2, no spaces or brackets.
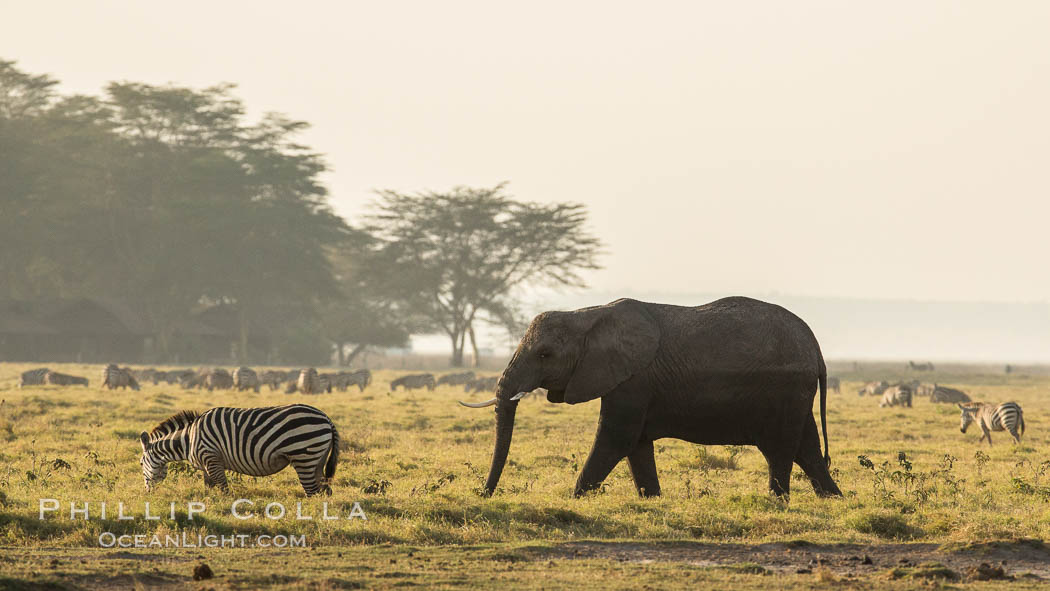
323,238,413,366
355,184,603,367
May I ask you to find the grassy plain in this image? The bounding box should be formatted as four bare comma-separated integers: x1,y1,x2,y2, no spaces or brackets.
1,361,1049,589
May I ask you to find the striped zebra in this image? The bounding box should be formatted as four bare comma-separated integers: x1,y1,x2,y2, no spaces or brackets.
297,368,331,394
260,370,288,391
204,368,234,391
930,385,970,404
132,368,160,384
959,402,1025,445
138,404,340,495
903,380,935,397
826,376,841,394
437,371,475,387
857,380,889,397
180,373,204,390
163,369,196,385
390,373,436,392
333,369,371,392
233,367,261,393
463,375,498,394
101,364,140,390
44,371,89,387
879,384,912,408
18,368,50,388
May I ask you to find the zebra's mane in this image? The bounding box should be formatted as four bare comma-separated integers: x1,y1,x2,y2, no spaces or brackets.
149,410,200,439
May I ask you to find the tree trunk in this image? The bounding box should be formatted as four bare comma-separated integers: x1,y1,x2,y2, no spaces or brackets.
344,343,368,366
336,341,345,366
237,308,249,364
468,323,480,368
450,332,465,367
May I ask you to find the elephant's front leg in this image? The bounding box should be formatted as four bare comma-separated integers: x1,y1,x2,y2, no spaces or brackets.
574,398,647,497
627,439,661,497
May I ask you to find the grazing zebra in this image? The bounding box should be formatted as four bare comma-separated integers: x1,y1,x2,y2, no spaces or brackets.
463,375,499,394
163,369,196,385
297,368,331,394
827,376,841,394
437,371,475,387
879,384,913,408
333,369,371,392
132,368,160,384
930,385,970,404
180,373,204,390
959,402,1025,445
857,380,889,397
138,404,340,495
233,367,261,392
390,373,436,392
260,370,289,391
908,361,935,371
904,380,935,397
44,371,89,387
204,368,234,391
18,368,50,388
101,364,140,390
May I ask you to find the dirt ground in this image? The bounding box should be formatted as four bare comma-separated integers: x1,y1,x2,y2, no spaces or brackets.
534,539,1050,581
3,540,1047,589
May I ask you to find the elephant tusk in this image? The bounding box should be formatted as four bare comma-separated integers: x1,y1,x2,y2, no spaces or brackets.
509,391,528,401
459,398,497,408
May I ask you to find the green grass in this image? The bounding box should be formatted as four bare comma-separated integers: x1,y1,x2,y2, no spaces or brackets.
1,362,1049,588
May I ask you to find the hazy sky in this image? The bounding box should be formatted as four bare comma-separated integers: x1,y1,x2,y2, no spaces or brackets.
7,1,1050,303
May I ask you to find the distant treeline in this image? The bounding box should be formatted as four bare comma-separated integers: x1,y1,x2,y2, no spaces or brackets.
0,60,601,366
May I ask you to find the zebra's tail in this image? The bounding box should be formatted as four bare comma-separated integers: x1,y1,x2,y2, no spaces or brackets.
1020,412,1026,437
819,370,830,467
324,424,340,480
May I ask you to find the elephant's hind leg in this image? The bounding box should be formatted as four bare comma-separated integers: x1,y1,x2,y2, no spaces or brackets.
794,415,842,497
627,439,661,497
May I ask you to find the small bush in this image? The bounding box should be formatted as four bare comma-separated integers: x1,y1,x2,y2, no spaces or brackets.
848,511,922,539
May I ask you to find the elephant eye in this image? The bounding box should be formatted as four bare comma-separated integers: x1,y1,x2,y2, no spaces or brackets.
536,349,552,359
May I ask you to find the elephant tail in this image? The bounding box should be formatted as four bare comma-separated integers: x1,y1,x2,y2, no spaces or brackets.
819,370,830,467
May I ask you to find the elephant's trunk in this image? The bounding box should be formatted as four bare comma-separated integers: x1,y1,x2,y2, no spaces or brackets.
484,400,518,495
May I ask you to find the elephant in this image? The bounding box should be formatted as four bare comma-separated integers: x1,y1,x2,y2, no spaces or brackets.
460,296,842,499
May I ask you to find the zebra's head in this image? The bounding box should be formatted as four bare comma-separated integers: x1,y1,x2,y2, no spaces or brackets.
957,403,977,433
139,432,168,491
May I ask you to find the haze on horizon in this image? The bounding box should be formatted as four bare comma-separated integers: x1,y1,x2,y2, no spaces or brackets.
5,3,1050,329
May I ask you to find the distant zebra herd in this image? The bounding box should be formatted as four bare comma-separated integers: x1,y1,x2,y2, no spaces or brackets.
16,365,503,396
854,379,968,404
842,376,1025,445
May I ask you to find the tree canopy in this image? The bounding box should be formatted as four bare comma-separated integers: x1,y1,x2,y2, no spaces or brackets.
0,60,601,366
350,184,603,366
0,59,398,364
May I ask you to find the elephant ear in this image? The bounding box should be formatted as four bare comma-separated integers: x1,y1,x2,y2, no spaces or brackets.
563,300,660,404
